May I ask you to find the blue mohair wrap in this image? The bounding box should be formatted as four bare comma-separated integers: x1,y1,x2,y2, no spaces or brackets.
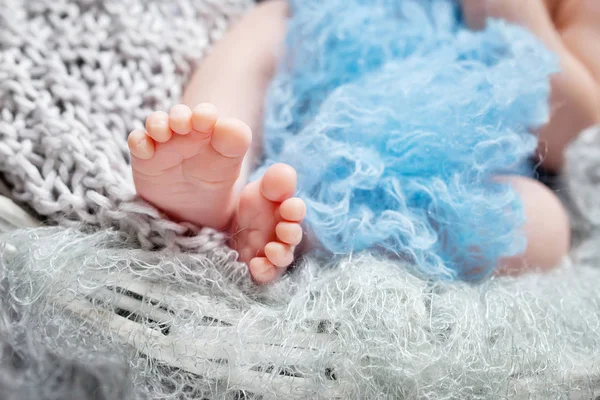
255,0,558,280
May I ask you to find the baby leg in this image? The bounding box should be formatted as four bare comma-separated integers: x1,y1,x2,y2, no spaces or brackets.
128,1,306,283
463,0,600,172
496,175,570,275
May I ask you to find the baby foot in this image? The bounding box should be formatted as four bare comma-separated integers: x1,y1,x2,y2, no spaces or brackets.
128,104,251,229
129,106,305,284
231,164,306,284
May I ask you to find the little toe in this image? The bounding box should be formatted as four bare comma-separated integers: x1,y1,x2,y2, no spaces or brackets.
249,257,282,285
279,198,306,222
169,104,193,135
192,103,219,134
260,164,297,203
276,222,303,246
211,118,252,158
145,111,172,142
265,242,294,268
128,129,155,160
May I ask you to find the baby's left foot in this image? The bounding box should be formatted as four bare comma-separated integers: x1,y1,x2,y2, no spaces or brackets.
231,164,306,284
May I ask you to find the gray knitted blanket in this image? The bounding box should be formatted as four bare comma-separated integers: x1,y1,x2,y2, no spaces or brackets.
2,1,600,399
0,0,249,257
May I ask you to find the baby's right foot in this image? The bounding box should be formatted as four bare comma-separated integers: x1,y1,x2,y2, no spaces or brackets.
128,104,251,229
231,164,306,284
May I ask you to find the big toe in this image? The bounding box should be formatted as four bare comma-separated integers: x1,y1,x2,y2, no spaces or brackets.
261,164,297,203
211,118,252,158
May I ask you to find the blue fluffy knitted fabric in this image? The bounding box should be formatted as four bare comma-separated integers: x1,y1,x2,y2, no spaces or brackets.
256,0,557,280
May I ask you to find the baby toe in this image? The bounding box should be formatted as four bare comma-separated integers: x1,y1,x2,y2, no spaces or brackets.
128,129,155,160
279,198,306,222
169,104,193,135
275,222,303,246
145,111,172,142
260,164,297,203
211,118,252,158
191,103,219,134
249,257,281,285
264,241,294,268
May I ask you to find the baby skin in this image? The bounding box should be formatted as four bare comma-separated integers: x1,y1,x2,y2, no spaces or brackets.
128,105,306,284
128,0,600,282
